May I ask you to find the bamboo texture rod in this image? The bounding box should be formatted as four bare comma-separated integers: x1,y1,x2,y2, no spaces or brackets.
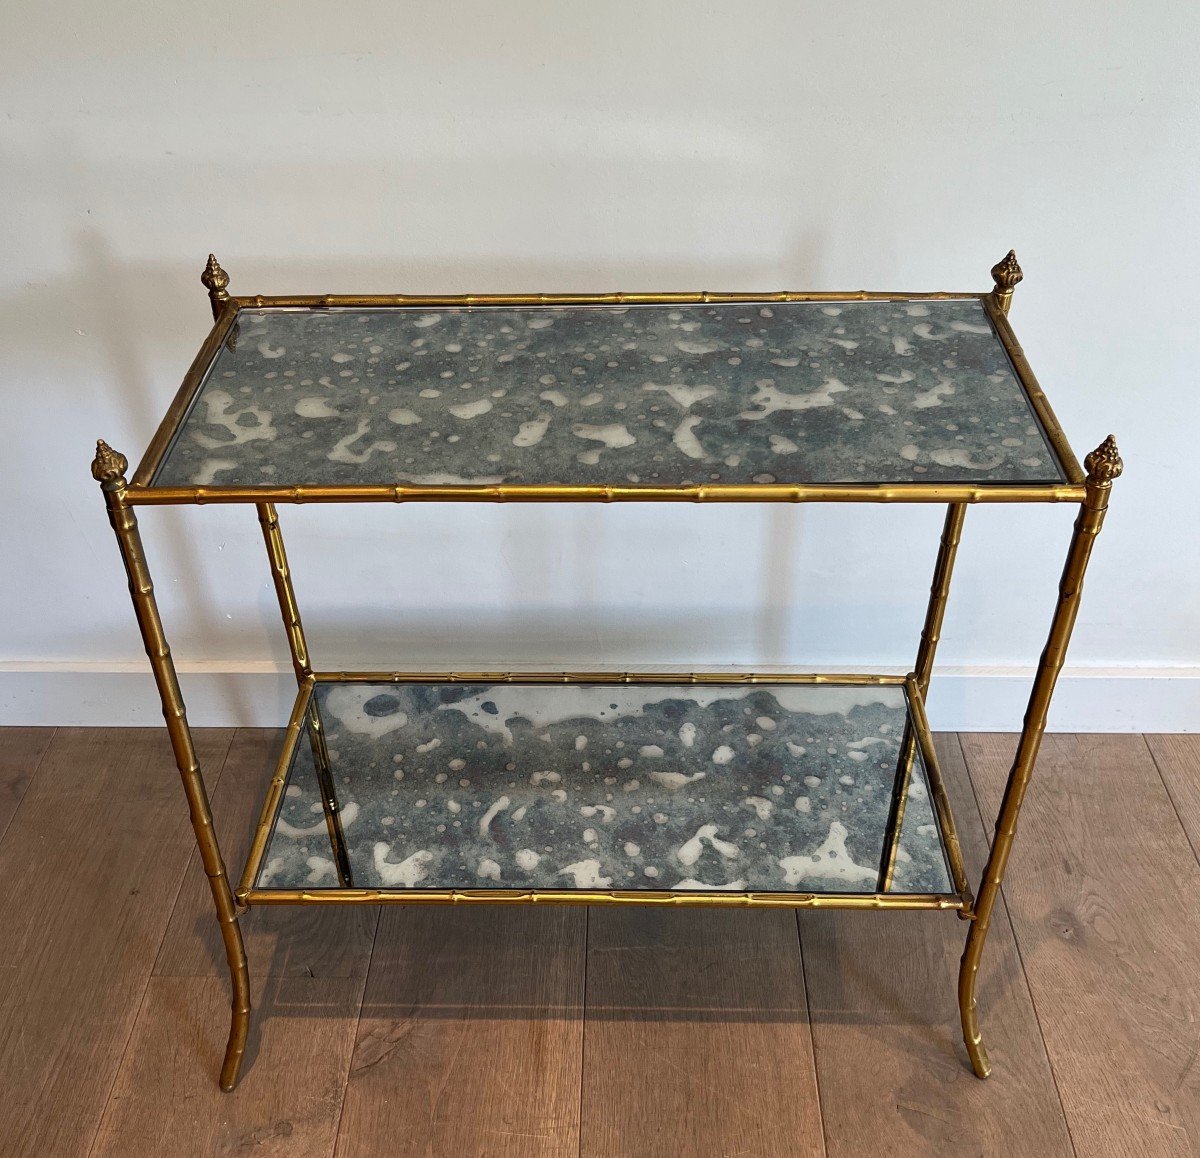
957,435,1123,1078
92,440,251,1091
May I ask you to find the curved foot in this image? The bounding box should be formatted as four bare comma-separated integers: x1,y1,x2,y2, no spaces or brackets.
959,940,992,1079
219,990,251,1091
214,891,251,1091
962,1014,992,1079
218,933,251,1091
955,921,993,1075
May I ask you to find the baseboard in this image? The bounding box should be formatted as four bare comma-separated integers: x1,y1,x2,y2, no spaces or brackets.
0,661,1195,732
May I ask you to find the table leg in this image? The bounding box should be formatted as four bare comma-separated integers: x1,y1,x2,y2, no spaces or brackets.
256,502,352,886
878,503,966,889
914,503,967,700
877,718,917,891
92,441,251,1091
958,436,1122,1078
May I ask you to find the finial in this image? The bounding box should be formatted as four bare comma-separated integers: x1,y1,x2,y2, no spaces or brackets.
201,253,230,319
1084,435,1123,484
989,250,1023,315
91,440,129,489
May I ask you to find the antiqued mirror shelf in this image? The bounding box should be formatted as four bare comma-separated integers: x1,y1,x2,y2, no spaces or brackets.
92,252,1122,1092
239,676,966,909
127,269,1085,504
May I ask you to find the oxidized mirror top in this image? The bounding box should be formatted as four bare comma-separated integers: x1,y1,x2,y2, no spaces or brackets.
152,298,1064,488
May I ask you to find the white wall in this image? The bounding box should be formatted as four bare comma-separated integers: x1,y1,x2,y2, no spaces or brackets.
2,2,1197,730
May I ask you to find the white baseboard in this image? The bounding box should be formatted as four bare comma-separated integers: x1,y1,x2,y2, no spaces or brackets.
0,661,1195,732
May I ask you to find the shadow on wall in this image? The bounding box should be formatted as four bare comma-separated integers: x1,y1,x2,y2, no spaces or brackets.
5,164,926,686
4,128,973,707
52,595,927,681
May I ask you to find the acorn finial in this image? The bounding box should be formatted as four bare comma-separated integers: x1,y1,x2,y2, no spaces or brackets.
989,250,1023,315
91,440,128,487
201,254,230,317
1084,435,1123,484
990,250,1023,291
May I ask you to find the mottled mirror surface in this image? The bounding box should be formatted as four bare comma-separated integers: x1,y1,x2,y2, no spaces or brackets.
256,682,954,896
154,299,1063,487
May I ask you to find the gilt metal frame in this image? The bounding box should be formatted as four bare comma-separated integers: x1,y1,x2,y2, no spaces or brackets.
93,251,1120,1090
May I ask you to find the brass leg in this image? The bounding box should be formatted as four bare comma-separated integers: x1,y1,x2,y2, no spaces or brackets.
958,437,1122,1078
877,718,916,891
93,442,250,1091
256,502,311,684
877,503,964,890
914,503,967,699
305,697,354,886
256,503,352,886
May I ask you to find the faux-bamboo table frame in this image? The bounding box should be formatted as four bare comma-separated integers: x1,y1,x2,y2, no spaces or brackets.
91,252,1122,1091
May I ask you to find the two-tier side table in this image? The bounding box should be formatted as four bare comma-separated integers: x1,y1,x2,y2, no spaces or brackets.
92,252,1121,1091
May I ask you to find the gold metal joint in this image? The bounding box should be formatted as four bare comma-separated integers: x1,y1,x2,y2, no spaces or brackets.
989,250,1023,315
91,440,129,490
1084,434,1123,484
202,254,231,317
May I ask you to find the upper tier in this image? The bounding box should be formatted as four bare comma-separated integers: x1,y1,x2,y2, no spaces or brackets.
150,297,1067,490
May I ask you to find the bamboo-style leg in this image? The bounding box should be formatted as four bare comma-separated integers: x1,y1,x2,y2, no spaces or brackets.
878,503,966,887
304,697,353,886
256,502,312,684
92,441,250,1091
256,502,352,886
914,503,967,699
959,436,1122,1078
877,718,917,891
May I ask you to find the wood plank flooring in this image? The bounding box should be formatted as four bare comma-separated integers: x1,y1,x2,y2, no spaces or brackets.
0,726,1197,1156
800,735,1074,1157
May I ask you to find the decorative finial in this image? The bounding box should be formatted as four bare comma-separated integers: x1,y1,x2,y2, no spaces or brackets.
989,250,1023,315
1084,435,1123,484
201,254,230,318
91,440,128,488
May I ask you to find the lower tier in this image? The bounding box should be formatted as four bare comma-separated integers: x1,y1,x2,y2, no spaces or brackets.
238,674,969,909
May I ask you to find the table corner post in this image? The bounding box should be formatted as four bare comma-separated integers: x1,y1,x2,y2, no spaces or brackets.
255,502,354,886
92,439,251,1091
914,502,968,699
957,434,1122,1079
256,501,312,684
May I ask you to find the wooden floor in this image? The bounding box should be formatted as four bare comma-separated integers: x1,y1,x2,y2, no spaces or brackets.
1,728,1198,1157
